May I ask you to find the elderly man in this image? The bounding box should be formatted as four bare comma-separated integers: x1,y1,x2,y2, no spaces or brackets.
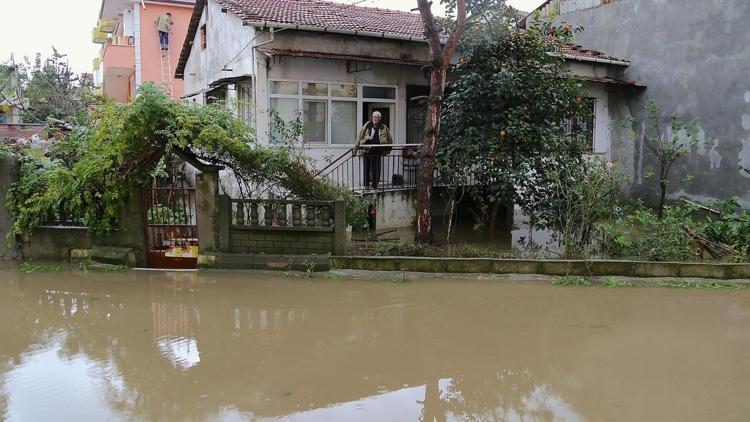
355,111,393,189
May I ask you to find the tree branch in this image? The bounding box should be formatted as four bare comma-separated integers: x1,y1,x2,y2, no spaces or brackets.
416,0,444,64
441,0,467,69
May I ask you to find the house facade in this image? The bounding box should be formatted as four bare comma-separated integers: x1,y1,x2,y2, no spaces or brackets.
175,0,639,227
177,0,637,163
525,0,750,206
92,0,195,102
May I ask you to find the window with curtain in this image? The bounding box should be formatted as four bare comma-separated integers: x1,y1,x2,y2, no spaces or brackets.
303,100,327,143
331,101,357,144
269,81,384,145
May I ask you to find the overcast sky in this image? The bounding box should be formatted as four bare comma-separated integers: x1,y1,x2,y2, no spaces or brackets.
0,0,544,74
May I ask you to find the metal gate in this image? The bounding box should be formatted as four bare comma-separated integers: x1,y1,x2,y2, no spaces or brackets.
143,167,199,269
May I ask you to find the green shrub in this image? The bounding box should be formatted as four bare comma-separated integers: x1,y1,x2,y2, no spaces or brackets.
699,197,750,255
599,204,698,261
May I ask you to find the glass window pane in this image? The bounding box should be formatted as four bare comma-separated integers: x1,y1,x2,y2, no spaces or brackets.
331,101,357,145
237,82,253,126
331,84,356,98
363,86,395,99
302,82,328,96
270,98,298,122
303,100,327,143
270,81,298,95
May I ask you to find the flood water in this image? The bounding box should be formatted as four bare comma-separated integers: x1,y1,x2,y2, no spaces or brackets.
1,269,749,421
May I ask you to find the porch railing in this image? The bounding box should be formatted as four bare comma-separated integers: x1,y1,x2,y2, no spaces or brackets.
315,144,422,194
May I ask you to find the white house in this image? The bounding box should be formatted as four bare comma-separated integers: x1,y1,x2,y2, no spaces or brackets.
175,0,641,227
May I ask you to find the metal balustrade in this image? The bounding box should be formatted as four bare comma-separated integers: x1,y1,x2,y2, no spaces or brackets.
315,144,422,194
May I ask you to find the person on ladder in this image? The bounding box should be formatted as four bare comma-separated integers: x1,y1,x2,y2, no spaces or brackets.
156,12,173,51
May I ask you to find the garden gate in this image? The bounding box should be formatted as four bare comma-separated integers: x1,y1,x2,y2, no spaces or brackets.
143,162,199,269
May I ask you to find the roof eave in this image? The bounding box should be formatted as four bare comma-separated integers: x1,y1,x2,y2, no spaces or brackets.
244,21,427,43
564,54,630,66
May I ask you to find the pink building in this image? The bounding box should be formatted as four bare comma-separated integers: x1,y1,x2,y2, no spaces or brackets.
93,0,194,102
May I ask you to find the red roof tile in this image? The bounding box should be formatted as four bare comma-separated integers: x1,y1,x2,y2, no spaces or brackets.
558,41,628,64
215,0,425,39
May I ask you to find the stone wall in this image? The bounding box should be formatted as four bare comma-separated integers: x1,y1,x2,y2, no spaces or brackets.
230,230,335,255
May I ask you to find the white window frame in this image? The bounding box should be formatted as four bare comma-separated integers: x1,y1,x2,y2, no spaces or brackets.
268,79,397,147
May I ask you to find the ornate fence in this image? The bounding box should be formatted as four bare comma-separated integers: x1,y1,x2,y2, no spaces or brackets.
218,196,346,255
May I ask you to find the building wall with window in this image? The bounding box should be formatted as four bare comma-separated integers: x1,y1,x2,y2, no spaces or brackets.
181,0,255,100
256,58,429,170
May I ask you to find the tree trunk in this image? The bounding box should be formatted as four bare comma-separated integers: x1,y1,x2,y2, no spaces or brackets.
415,0,466,244
416,65,447,244
658,179,667,219
658,162,668,218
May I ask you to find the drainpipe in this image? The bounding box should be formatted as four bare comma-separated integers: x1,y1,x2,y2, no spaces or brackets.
133,2,143,89
250,28,275,143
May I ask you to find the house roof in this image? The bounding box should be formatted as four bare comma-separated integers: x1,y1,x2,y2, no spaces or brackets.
175,0,629,78
215,0,426,39
557,41,629,65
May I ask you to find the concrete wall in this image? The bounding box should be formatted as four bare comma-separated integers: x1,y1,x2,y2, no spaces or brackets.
534,0,750,206
19,188,147,265
371,190,417,230
230,230,335,255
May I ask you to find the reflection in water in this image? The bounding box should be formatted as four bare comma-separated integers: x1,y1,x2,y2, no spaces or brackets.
1,270,750,421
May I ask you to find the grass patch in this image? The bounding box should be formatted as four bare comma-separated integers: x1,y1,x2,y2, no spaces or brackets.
363,242,510,258
602,277,634,288
656,280,744,289
19,262,67,273
552,276,592,287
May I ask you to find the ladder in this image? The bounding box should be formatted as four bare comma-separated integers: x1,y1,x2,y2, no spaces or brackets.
160,47,174,97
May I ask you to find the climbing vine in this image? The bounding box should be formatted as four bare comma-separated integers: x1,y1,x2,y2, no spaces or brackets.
6,83,365,237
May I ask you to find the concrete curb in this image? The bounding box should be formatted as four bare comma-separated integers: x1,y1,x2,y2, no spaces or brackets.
330,256,750,280
199,253,331,271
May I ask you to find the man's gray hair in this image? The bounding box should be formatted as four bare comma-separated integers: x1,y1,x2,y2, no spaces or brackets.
372,111,382,118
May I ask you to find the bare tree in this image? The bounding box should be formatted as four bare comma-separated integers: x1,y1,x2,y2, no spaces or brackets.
415,0,467,244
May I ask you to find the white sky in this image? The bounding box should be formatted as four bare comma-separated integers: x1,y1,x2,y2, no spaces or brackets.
0,0,544,74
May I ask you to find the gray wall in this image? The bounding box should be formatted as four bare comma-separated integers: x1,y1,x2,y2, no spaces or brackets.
543,0,750,206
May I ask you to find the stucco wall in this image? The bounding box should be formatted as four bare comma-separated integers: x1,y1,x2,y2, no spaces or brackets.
139,1,193,98
540,0,750,206
182,0,255,98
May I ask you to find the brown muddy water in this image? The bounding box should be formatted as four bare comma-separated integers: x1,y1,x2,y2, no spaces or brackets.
1,269,749,421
